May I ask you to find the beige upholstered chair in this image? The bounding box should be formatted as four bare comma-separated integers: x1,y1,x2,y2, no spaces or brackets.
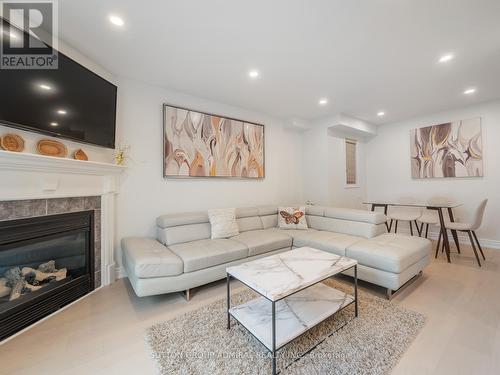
388,197,422,236
438,199,488,267
417,210,438,238
418,197,455,238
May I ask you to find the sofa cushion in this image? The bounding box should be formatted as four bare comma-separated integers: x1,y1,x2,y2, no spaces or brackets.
231,230,292,256
158,223,211,246
157,211,208,228
261,214,278,229
345,233,431,273
305,205,325,216
290,230,361,256
306,215,385,239
235,207,259,218
258,206,278,216
324,207,386,225
122,237,183,278
269,227,317,237
237,216,263,232
169,239,248,273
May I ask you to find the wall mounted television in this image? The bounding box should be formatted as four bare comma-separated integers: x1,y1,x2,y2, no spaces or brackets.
0,21,117,149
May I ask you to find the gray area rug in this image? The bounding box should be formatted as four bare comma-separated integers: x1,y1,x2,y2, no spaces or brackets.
146,279,425,374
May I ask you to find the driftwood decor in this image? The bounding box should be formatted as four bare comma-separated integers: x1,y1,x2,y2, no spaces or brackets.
74,149,88,161
37,140,68,158
0,134,25,152
163,104,265,178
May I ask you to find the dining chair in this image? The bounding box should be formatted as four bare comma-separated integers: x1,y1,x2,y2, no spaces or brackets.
419,196,456,239
388,197,422,236
417,209,438,238
436,199,488,267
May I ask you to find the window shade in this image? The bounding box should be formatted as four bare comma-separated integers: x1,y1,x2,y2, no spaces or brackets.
345,139,357,185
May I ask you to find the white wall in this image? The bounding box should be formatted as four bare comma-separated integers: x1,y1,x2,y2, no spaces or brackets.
365,100,500,244
114,77,304,265
302,119,367,208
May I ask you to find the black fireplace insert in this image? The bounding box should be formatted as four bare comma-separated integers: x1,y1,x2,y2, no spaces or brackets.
0,211,95,341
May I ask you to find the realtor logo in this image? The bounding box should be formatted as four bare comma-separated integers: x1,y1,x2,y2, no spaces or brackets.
1,0,58,69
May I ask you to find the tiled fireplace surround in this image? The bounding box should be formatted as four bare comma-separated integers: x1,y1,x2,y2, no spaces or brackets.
0,196,103,287
0,150,124,339
0,150,125,294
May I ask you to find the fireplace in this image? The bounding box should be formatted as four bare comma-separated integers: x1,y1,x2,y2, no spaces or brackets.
0,211,95,340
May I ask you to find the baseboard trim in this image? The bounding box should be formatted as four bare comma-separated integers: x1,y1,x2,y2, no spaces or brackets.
115,265,127,279
392,227,500,249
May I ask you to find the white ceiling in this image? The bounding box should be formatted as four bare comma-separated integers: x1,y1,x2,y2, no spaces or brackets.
58,0,500,124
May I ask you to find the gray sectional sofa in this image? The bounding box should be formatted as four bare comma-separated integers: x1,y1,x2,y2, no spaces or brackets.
122,205,431,299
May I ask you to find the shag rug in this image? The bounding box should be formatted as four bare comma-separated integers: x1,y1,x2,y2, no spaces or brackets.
146,279,425,374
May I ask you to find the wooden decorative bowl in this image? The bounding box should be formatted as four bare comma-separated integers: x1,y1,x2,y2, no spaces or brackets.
74,149,88,161
0,134,25,152
37,140,68,158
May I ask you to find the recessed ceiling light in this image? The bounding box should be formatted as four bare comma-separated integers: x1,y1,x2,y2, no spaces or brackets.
109,15,124,26
248,70,259,79
39,84,51,90
377,111,385,116
463,88,476,95
318,98,328,105
439,54,454,63
50,122,58,127
57,109,67,115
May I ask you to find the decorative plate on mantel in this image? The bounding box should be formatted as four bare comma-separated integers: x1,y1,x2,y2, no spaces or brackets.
0,134,25,152
74,149,88,161
37,140,68,158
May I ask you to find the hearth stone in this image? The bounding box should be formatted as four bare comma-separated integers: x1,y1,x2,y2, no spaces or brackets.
95,271,102,288
0,200,47,221
47,197,86,215
84,196,101,210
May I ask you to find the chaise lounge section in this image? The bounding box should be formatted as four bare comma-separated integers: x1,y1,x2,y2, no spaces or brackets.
122,205,431,299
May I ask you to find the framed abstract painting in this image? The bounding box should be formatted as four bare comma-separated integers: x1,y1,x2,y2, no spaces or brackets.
410,117,483,179
163,104,265,178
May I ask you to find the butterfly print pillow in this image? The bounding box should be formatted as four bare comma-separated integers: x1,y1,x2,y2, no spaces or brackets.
278,206,308,230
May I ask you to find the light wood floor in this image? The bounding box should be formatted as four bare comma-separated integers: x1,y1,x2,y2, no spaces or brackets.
1,243,500,375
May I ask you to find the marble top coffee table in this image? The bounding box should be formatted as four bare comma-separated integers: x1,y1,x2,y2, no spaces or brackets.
226,247,358,374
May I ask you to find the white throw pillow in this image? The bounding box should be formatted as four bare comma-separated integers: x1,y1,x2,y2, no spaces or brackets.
278,206,308,230
208,208,239,239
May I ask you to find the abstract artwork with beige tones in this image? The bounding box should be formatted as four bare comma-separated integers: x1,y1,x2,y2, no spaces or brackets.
410,117,483,178
163,104,264,178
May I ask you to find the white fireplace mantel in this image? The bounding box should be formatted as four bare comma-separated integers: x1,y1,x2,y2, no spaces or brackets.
0,149,126,176
0,149,127,287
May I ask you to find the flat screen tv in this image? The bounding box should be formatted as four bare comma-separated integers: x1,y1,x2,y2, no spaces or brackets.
0,22,117,149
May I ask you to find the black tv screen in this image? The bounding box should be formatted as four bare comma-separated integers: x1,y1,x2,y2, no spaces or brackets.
0,25,117,149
